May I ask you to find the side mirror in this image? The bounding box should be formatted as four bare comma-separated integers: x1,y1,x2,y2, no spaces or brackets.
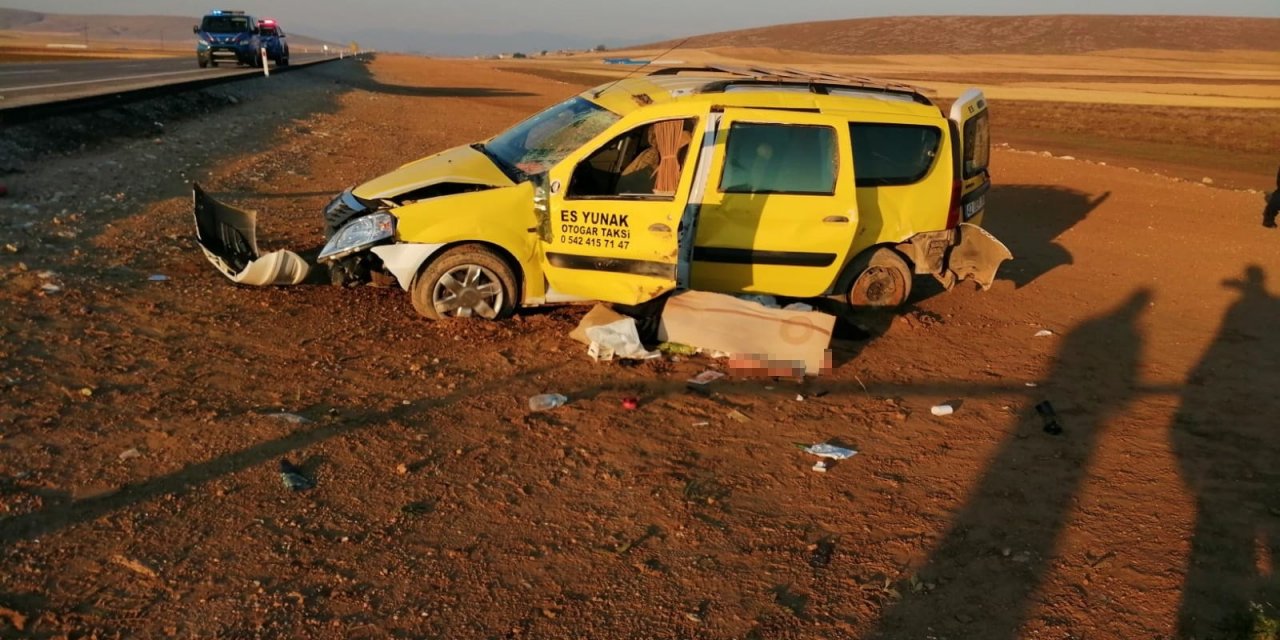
192,25,199,34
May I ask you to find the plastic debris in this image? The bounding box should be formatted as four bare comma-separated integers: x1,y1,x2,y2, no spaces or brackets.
118,447,141,461
726,409,750,423
687,370,726,385
795,394,805,402
658,342,699,356
528,393,568,411
692,421,710,427
931,403,955,416
1034,329,1054,337
587,341,614,362
802,443,857,460
621,396,639,410
735,294,780,308
266,412,312,424
585,317,660,361
1036,401,1063,435
783,302,814,312
148,274,170,282
279,458,314,491
812,460,829,473
1025,382,1039,387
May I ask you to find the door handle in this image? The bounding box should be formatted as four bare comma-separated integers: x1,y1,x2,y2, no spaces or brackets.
823,216,850,224
649,223,672,233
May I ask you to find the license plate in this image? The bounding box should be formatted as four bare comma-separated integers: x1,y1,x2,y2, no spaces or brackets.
963,194,986,220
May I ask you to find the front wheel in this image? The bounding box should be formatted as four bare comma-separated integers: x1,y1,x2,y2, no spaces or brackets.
847,247,913,309
278,56,289,67
410,246,517,320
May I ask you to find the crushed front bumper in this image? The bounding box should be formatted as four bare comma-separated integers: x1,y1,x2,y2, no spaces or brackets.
192,183,310,286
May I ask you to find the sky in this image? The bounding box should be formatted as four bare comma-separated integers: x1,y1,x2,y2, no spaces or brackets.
6,0,1279,53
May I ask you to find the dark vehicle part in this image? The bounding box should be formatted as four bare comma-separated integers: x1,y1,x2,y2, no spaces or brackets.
192,183,309,285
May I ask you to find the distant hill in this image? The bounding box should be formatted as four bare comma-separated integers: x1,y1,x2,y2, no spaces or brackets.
644,15,1280,56
0,7,337,49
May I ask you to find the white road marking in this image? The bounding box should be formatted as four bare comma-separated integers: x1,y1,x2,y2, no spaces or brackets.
1,68,238,93
0,69,57,76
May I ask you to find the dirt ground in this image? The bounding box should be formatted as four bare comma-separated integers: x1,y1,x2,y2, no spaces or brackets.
1,55,1278,639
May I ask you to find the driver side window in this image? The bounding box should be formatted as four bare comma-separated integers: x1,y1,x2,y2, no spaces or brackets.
568,118,697,200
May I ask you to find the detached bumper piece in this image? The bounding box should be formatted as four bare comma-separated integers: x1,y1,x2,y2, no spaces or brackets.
192,183,310,286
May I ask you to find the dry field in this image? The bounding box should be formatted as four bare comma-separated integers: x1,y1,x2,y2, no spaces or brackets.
513,42,1280,190
1,52,1278,639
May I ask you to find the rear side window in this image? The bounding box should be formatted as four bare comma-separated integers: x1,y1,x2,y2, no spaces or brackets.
849,123,941,187
720,123,837,195
963,111,991,179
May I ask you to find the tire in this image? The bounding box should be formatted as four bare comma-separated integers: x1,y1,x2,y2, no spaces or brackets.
209,60,219,68
410,246,517,320
846,247,913,309
279,56,289,67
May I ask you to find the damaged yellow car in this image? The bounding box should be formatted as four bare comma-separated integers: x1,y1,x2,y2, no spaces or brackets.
197,64,1009,319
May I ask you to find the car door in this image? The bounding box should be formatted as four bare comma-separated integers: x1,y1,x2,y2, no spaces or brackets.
690,109,857,298
948,89,991,224
537,115,704,305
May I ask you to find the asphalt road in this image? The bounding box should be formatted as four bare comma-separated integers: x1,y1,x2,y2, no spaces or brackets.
0,53,332,108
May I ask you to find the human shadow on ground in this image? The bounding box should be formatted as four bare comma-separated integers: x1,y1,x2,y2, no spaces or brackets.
868,288,1151,640
982,184,1111,289
1172,265,1280,638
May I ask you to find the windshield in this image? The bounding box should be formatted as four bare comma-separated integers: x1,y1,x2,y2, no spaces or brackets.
201,16,251,33
485,96,619,176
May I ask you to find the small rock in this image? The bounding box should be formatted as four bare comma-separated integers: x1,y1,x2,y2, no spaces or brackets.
79,387,94,397
1059,155,1075,161
1201,177,1214,185
118,448,141,461
1034,329,1054,337
395,463,408,475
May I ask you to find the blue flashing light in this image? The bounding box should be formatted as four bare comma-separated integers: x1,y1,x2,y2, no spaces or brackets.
211,9,223,15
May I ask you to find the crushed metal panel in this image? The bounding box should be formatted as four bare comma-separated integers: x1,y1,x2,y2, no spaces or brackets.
946,222,1012,290
192,183,310,286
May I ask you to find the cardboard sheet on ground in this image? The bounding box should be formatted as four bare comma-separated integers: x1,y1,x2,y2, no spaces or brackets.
658,291,836,375
569,305,631,345
192,183,310,286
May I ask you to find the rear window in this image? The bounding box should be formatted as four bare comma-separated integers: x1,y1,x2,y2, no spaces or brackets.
849,123,941,187
720,123,837,195
201,16,251,33
963,111,991,179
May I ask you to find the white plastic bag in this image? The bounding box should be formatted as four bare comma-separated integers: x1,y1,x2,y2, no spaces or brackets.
584,317,659,361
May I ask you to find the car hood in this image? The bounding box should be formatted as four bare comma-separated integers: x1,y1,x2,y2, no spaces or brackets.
352,144,516,201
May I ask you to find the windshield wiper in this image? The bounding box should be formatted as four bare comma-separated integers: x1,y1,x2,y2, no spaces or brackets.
471,143,526,183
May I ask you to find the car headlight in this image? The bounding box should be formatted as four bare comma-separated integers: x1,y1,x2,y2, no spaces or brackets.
318,212,395,262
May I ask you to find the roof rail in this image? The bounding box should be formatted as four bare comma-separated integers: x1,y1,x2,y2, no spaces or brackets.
648,64,928,97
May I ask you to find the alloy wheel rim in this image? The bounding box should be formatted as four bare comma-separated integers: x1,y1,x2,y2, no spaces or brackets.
432,264,504,318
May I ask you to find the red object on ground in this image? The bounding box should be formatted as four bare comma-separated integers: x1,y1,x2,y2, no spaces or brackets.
0,183,8,197
621,396,639,410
